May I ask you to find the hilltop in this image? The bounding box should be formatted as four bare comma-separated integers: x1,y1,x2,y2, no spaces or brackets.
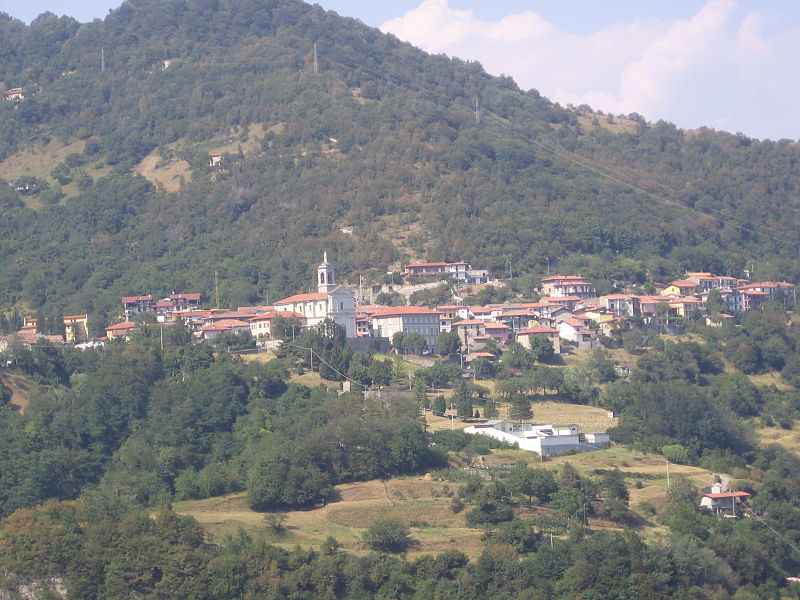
0,0,798,320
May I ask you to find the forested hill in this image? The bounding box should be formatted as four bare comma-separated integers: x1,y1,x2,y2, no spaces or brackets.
0,0,799,318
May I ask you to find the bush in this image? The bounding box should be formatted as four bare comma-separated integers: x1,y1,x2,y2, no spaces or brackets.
465,501,514,527
363,519,412,552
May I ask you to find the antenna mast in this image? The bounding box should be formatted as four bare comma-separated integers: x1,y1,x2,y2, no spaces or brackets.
214,270,220,309
313,42,318,75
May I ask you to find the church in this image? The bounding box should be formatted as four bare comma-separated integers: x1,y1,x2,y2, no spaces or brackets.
273,253,357,338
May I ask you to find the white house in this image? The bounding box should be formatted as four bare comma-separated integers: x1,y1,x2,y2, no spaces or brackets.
371,305,441,352
273,253,357,337
463,420,610,457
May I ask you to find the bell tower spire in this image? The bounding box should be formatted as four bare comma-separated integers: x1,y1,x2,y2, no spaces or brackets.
317,251,336,293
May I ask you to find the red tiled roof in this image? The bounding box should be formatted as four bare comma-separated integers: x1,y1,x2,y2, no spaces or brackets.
541,274,586,282
106,322,137,331
249,311,305,322
561,318,587,328
200,319,250,331
371,305,441,318
170,293,202,301
275,291,330,304
521,302,561,308
452,319,484,326
122,295,152,303
738,281,795,289
469,306,494,314
704,491,750,499
543,296,583,303
484,322,509,329
669,279,699,288
518,326,558,335
501,309,534,317
63,315,87,321
406,261,468,268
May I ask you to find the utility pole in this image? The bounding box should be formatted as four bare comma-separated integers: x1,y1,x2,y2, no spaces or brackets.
313,42,318,75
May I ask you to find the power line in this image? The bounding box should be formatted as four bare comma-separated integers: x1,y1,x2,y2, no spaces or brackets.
735,496,800,559
280,340,368,390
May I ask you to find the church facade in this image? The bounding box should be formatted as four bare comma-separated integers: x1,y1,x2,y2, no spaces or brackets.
273,253,357,337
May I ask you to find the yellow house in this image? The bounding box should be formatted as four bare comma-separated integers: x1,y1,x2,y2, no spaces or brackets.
63,314,89,342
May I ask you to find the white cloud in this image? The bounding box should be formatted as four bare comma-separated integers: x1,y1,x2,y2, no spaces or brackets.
381,0,800,139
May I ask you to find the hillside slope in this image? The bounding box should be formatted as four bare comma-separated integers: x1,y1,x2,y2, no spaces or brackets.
0,0,798,318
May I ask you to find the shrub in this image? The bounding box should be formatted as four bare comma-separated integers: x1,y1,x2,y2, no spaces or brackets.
363,519,412,552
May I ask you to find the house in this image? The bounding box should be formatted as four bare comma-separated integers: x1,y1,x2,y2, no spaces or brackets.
660,279,700,296
699,489,751,516
497,309,536,332
604,294,640,317
106,322,137,340
463,420,609,457
273,253,357,337
198,319,250,340
736,282,795,309
516,325,561,354
483,322,510,343
559,317,592,342
541,295,584,311
404,261,470,282
3,87,24,101
705,313,735,327
451,319,485,347
248,311,306,339
170,293,202,312
63,314,89,342
466,351,497,363
541,275,596,299
371,305,441,352
122,295,154,319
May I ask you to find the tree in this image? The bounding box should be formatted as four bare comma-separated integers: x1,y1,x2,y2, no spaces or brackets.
413,377,429,409
529,335,555,362
662,444,689,464
392,331,406,354
437,330,461,356
270,315,303,341
503,342,532,370
404,331,427,355
368,358,393,387
508,392,532,422
432,395,447,415
363,519,411,552
586,348,617,383
472,357,496,379
456,380,473,418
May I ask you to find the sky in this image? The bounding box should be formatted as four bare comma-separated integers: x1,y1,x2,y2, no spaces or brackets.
3,0,799,140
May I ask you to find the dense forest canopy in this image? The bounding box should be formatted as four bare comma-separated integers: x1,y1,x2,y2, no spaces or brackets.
0,0,797,319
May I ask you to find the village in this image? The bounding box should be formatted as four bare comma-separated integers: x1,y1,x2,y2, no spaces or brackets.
1,253,794,362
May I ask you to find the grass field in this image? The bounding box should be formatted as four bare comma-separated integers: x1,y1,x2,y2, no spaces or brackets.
174,477,485,558
424,399,617,433
1,371,33,413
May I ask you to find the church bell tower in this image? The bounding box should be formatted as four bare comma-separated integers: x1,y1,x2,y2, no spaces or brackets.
317,251,336,293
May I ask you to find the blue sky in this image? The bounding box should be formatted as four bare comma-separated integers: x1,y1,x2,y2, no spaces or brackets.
3,1,799,140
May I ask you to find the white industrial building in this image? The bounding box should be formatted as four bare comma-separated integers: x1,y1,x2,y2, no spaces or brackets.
463,420,610,457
